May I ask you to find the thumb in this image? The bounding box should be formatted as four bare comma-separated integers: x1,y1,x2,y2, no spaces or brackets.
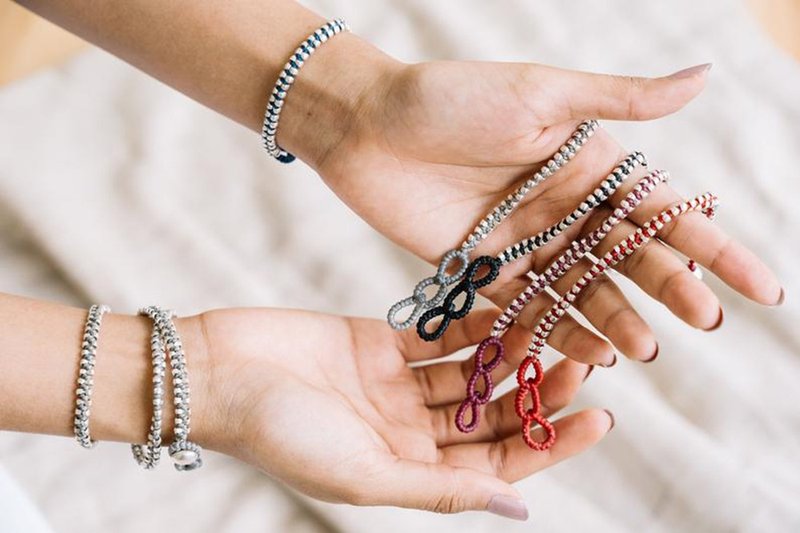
365,458,529,520
531,62,712,123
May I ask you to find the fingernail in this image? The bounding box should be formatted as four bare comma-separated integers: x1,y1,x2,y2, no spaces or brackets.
705,307,724,332
487,495,529,521
600,353,617,368
603,409,616,431
642,344,659,363
667,63,712,80
583,365,595,382
775,287,785,306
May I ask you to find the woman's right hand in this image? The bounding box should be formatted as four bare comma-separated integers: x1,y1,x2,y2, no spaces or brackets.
288,53,782,369
190,306,611,519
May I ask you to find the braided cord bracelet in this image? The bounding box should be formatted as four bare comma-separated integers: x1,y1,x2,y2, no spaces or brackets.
140,306,203,472
513,192,718,450
387,120,600,332
455,169,670,433
261,19,350,163
74,304,111,449
491,169,669,338
415,151,648,342
130,314,167,470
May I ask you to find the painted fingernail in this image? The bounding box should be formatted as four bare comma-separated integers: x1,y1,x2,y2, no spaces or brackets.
487,495,529,521
667,63,712,80
705,307,724,332
583,365,595,382
775,287,785,306
643,344,659,363
603,409,616,431
600,353,617,368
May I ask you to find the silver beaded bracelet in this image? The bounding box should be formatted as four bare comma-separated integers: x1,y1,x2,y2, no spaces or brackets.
261,18,351,163
138,306,203,472
130,313,167,470
74,304,111,449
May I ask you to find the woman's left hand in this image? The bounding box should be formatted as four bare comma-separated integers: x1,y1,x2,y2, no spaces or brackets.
190,306,610,518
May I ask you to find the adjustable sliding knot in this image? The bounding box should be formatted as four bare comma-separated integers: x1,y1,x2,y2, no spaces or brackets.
455,337,505,433
415,255,501,341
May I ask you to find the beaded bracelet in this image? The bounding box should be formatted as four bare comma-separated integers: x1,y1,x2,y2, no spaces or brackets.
491,169,668,338
73,304,111,449
387,121,600,332
261,19,350,163
130,314,167,470
415,151,648,342
139,306,203,472
456,167,719,451
513,192,718,450
455,169,669,434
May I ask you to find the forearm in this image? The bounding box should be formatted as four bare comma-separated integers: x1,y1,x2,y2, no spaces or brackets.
15,0,400,169
0,292,212,447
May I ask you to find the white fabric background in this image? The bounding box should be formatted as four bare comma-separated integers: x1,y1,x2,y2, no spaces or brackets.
1,0,798,531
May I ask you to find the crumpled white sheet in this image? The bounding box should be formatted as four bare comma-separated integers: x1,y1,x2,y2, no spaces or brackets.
1,0,798,531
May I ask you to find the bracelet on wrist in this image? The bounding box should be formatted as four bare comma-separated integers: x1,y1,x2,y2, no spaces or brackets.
73,304,203,472
260,18,351,163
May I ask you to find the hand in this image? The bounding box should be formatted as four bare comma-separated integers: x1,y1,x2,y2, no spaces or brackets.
302,57,783,367
192,307,611,518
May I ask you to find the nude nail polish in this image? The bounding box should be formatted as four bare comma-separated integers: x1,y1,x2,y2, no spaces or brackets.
667,63,712,79
601,353,617,368
487,495,529,521
705,307,724,332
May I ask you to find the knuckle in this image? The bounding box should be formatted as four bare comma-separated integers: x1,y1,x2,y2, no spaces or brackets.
460,357,475,383
622,241,655,275
488,440,510,478
708,236,734,273
657,268,691,305
429,493,461,514
427,471,466,514
488,396,507,439
611,74,647,119
575,271,614,306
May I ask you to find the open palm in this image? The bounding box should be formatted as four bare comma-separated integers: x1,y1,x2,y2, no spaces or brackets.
315,60,782,366
198,307,610,516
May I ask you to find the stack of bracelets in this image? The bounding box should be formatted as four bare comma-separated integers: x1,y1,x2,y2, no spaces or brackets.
385,122,719,451
73,304,203,472
258,21,722,453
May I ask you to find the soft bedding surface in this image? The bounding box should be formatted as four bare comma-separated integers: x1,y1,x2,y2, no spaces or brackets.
0,0,798,531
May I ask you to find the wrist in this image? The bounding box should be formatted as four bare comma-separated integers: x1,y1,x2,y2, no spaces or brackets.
89,312,217,452
271,32,403,171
